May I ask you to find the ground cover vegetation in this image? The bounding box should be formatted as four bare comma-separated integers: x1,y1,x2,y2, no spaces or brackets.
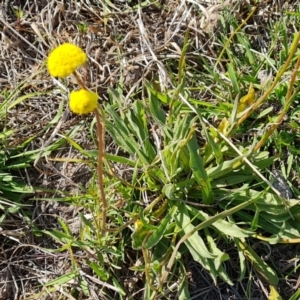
1,0,300,299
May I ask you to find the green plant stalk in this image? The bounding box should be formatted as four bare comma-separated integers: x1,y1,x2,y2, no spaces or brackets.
254,50,300,152
144,194,165,214
253,233,300,244
177,29,189,85
238,32,300,126
142,247,159,292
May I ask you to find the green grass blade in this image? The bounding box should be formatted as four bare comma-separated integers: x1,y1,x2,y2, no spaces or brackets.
187,133,213,204
144,205,177,249
238,240,279,285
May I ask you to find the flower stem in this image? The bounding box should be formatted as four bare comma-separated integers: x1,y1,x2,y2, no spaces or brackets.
72,71,107,235
73,71,86,90
94,106,107,235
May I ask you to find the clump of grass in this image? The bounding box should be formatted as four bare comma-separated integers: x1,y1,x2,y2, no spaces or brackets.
44,26,300,297
3,2,300,299
0,86,46,219
101,8,300,300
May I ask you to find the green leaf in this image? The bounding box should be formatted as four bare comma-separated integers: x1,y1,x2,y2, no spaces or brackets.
235,32,256,66
126,101,156,161
131,220,154,250
88,262,109,281
238,240,278,285
191,208,253,238
205,228,230,270
178,281,190,300
227,63,239,93
204,228,233,285
79,277,90,296
212,174,252,187
146,83,167,124
105,106,150,163
207,156,244,179
205,127,223,164
145,205,177,249
145,82,170,104
257,106,273,118
288,287,300,300
187,133,213,204
105,108,139,154
44,271,78,286
234,238,246,281
174,202,215,259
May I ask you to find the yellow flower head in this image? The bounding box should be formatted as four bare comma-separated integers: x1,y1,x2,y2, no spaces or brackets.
47,43,87,78
69,89,98,114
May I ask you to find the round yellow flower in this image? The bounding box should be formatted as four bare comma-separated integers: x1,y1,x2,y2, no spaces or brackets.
69,89,98,114
47,43,87,78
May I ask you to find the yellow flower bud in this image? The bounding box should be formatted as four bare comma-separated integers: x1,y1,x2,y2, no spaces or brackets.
218,117,230,135
69,89,98,114
239,85,255,105
237,84,255,113
47,43,87,78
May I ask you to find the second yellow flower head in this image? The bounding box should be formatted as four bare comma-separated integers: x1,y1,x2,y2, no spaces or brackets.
47,43,87,78
69,89,98,114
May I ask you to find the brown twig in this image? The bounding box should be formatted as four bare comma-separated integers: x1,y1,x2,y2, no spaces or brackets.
94,106,107,235
73,70,86,90
72,70,107,235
